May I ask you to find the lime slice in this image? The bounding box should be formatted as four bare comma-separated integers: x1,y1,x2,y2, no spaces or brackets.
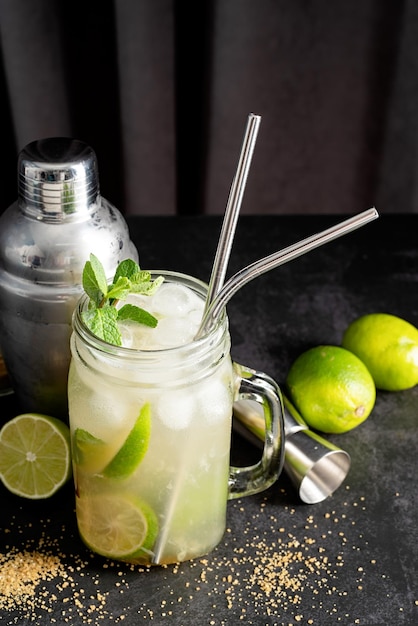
76,493,159,561
0,413,72,499
103,403,151,479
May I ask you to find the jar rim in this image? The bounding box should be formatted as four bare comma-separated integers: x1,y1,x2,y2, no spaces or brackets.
72,270,228,360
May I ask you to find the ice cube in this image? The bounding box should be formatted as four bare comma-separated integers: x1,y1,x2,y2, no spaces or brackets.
150,316,197,348
123,293,153,310
132,325,156,349
71,388,127,442
197,380,231,424
151,283,203,317
156,390,196,430
119,323,134,348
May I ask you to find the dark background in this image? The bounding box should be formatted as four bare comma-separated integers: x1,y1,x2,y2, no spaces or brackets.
0,1,416,217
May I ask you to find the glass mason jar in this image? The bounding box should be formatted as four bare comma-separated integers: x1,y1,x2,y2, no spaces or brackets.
68,271,284,566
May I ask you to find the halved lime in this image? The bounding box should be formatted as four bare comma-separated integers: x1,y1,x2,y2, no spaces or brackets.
76,492,159,561
0,413,72,499
103,403,151,479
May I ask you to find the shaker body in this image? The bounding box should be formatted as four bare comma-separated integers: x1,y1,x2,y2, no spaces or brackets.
0,276,77,419
0,138,138,420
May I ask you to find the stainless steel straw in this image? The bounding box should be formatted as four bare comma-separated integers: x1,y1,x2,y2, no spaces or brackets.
204,113,261,313
196,205,377,503
152,114,261,565
196,207,378,338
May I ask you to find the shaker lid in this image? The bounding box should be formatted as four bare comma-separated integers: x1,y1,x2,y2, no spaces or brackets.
18,137,100,221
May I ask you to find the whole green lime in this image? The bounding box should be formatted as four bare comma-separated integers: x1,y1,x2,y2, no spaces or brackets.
342,313,418,391
286,345,376,434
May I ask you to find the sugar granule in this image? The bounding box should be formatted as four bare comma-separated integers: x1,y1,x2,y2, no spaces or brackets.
0,548,65,611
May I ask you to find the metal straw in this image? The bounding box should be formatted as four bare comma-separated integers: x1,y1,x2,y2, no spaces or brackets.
196,207,379,338
152,114,261,565
203,113,261,315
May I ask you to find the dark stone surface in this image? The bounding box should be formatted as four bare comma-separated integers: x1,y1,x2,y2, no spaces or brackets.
1,214,417,624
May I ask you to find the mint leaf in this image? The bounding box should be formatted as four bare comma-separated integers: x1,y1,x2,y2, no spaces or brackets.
131,274,164,295
82,306,122,345
106,276,132,301
113,259,140,283
81,255,164,346
117,304,158,328
83,254,108,306
132,270,152,283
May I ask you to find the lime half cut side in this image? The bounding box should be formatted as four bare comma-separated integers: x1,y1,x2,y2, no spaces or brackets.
76,493,159,562
0,413,72,499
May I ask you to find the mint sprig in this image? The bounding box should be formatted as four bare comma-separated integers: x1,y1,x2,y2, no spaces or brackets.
82,254,163,346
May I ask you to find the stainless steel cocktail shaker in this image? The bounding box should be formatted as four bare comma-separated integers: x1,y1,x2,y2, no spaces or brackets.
0,137,138,420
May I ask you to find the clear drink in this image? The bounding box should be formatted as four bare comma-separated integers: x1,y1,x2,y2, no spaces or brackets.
68,272,284,565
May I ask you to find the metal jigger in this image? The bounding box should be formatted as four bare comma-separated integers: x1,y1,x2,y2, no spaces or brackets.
233,394,351,504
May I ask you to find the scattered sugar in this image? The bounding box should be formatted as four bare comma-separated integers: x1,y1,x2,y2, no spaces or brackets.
0,549,63,609
0,487,400,624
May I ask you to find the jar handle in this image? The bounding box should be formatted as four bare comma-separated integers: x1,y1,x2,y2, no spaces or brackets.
228,363,285,499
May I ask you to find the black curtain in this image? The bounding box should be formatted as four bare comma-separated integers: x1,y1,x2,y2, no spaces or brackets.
0,0,414,216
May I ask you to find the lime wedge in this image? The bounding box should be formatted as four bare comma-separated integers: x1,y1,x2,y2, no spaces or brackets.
73,428,110,474
103,403,151,479
76,493,158,561
0,413,72,499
